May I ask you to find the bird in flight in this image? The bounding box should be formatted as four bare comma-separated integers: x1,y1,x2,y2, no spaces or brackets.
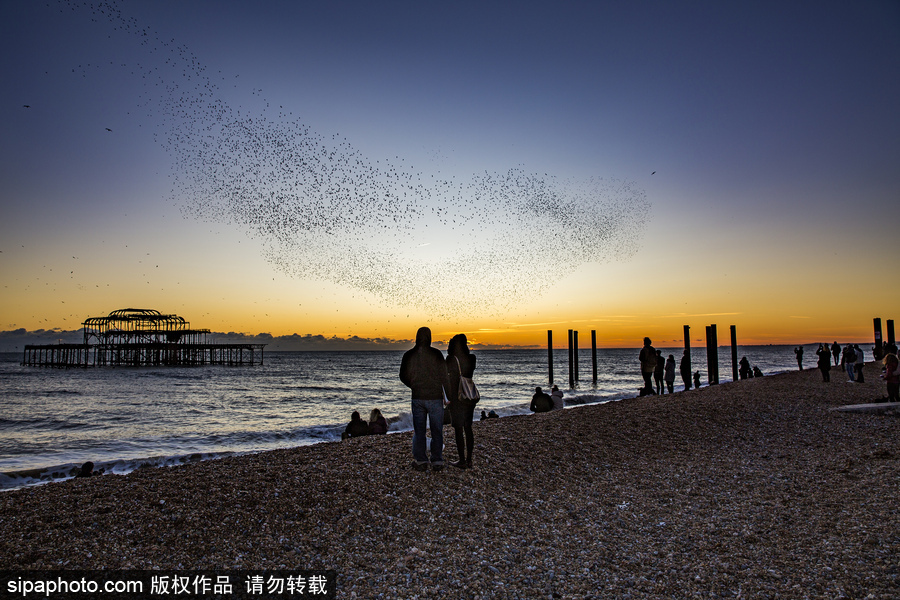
23,105,30,108
105,128,113,132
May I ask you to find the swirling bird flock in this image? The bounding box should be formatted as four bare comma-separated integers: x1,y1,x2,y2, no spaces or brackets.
59,0,650,318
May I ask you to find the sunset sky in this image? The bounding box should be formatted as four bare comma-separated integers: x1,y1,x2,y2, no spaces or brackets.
1,0,898,350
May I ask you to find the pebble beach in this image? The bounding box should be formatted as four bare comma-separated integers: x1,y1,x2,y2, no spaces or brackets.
1,364,898,599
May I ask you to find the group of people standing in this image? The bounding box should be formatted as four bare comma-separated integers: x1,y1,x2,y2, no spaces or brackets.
639,337,694,395
398,327,478,472
813,341,868,383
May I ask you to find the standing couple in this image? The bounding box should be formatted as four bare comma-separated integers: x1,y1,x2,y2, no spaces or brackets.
399,327,478,472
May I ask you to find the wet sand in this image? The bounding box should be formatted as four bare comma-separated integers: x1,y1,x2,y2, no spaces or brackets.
1,364,898,599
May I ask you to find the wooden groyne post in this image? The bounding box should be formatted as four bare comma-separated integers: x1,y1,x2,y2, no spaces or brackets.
547,330,554,385
568,329,575,389
573,330,579,383
591,330,598,385
730,325,738,382
874,318,883,359
706,324,719,385
683,325,691,387
888,319,896,348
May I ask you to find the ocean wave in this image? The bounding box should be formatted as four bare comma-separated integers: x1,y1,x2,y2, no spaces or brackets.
0,452,234,491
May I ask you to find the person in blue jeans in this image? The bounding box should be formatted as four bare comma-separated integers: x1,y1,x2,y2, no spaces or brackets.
400,327,450,472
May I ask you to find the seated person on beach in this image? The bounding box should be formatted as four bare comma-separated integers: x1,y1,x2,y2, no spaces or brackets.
550,385,564,410
342,411,370,440
753,366,764,378
693,371,702,389
531,387,553,413
739,356,751,380
488,410,499,419
368,408,388,435
75,461,96,478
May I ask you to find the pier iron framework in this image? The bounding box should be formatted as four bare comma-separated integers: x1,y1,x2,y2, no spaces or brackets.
23,308,265,368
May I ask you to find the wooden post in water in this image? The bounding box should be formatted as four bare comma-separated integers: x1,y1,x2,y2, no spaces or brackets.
705,326,711,386
874,318,883,360
730,325,738,382
591,330,598,385
683,325,691,388
574,330,579,383
888,319,896,348
547,330,554,385
568,329,575,389
713,324,720,384
706,324,719,385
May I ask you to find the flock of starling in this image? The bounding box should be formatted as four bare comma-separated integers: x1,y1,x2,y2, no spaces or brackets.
58,0,651,318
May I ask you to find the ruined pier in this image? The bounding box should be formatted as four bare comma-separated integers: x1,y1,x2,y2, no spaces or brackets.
23,308,265,368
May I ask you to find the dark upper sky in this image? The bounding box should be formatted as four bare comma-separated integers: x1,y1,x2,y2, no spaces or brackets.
1,0,898,343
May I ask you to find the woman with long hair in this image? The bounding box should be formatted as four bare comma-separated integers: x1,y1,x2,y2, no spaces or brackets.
368,408,388,434
446,333,477,469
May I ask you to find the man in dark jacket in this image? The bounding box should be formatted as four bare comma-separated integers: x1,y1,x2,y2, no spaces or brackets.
400,327,450,471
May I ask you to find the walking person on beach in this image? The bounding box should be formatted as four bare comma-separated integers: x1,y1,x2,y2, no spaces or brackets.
832,342,841,367
794,346,804,370
400,327,450,472
680,351,692,390
816,344,832,382
844,344,857,382
446,333,477,469
639,337,657,394
664,354,676,393
654,349,665,394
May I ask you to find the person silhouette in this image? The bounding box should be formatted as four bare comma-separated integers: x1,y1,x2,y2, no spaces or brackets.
639,337,657,394
400,327,449,472
446,333,478,469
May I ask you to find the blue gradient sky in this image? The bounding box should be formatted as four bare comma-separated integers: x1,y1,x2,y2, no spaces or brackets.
1,1,898,348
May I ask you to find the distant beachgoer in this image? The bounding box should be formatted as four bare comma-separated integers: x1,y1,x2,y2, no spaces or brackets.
654,350,664,394
680,352,691,390
342,411,370,439
488,410,499,419
844,344,857,382
854,344,865,383
693,371,701,389
530,387,553,413
400,326,450,472
832,342,841,366
368,408,388,435
550,385,564,410
639,337,657,394
480,410,488,421
664,355,676,393
816,344,831,382
794,346,804,370
75,461,96,478
739,356,751,380
882,353,899,402
446,333,477,469
753,366,764,378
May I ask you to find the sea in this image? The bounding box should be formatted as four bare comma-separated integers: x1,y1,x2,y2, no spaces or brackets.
0,345,844,490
